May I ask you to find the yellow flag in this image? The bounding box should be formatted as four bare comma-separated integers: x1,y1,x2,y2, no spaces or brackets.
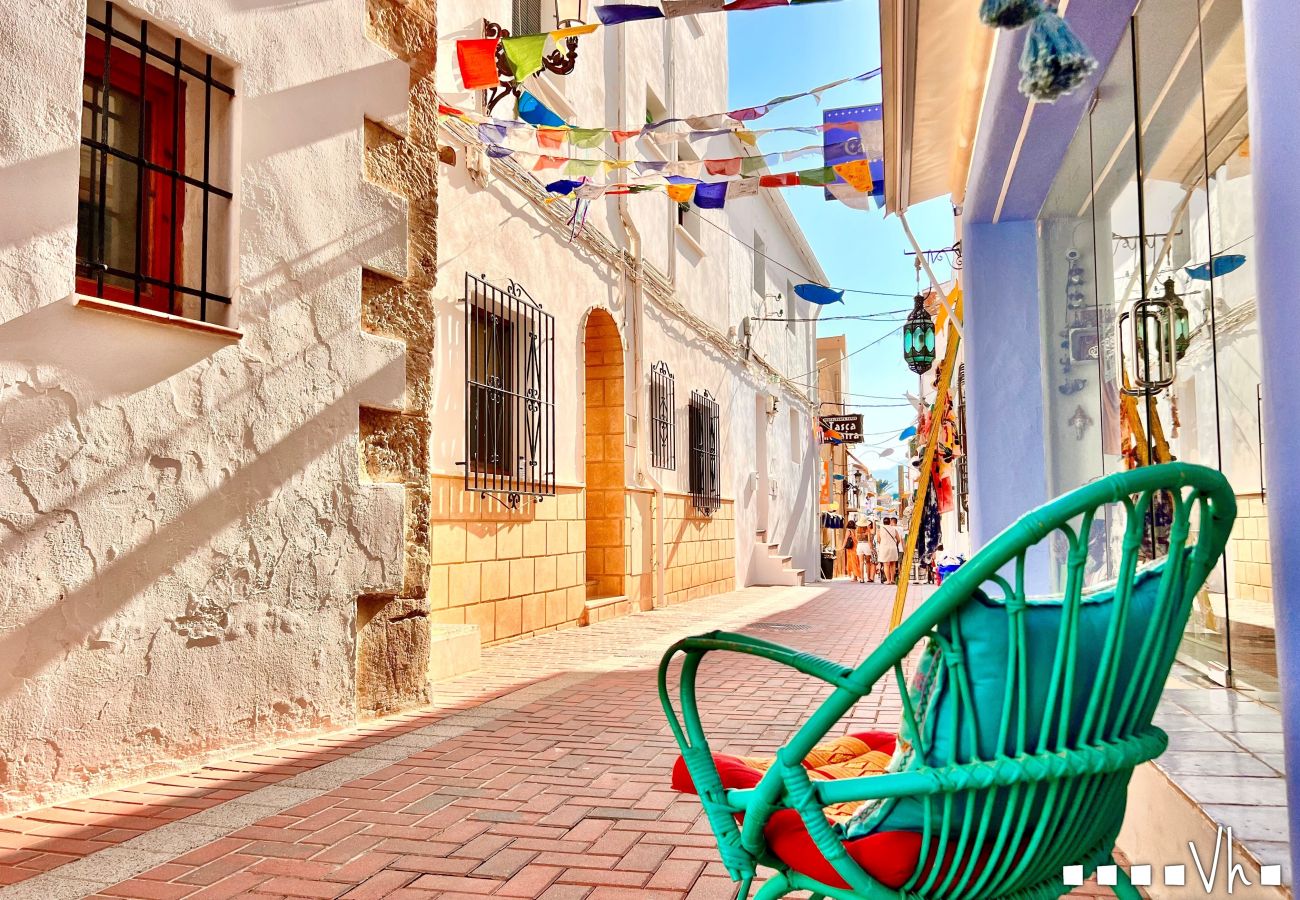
551,23,600,39
832,159,874,193
666,184,696,203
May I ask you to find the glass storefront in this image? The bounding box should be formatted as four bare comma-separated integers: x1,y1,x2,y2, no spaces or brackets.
1037,0,1275,695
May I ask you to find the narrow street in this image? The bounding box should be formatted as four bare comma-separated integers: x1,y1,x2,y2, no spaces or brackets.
0,583,1119,899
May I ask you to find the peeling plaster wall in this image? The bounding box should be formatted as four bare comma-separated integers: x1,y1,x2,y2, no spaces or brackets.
0,0,414,813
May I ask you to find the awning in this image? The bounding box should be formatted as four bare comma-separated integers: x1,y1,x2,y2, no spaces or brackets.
878,0,994,213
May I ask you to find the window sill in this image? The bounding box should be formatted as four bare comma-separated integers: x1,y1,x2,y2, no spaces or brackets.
675,224,706,258
75,294,242,342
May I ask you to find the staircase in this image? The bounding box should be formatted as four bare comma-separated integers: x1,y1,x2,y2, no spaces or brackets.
749,531,806,586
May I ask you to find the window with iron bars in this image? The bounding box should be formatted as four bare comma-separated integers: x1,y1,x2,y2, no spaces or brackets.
649,361,676,470
688,389,721,515
77,2,235,325
463,273,556,508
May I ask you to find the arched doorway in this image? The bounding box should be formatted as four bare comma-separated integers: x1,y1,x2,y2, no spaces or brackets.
583,310,626,601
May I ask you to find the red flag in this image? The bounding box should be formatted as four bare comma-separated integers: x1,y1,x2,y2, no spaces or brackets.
457,39,501,91
725,0,788,8
612,130,641,144
759,172,800,188
536,128,566,150
705,157,742,176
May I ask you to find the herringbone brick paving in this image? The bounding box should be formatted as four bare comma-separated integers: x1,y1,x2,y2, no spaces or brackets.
0,581,1127,898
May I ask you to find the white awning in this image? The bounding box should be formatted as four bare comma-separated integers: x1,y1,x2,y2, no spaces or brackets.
879,0,994,213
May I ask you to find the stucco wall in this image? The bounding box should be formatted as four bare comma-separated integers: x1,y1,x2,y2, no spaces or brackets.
0,0,413,812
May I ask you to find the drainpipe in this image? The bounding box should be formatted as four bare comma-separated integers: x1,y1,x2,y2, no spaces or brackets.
618,24,667,611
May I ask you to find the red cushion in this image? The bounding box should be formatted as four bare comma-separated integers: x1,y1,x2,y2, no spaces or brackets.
670,732,925,890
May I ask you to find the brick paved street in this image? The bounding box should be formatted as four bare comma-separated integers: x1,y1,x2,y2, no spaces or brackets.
0,582,1123,899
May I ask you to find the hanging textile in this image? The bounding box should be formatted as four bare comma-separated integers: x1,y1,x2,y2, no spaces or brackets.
596,4,667,24
693,182,729,209
456,39,501,91
502,33,549,80
517,91,566,127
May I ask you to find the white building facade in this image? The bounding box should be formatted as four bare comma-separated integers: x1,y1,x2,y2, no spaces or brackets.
0,0,825,814
427,2,825,640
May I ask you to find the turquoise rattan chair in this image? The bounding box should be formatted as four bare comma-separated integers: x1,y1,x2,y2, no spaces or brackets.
660,463,1236,900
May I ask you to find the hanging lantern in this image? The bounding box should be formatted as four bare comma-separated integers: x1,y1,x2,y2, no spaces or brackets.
1119,285,1177,396
903,293,936,375
1162,278,1192,360
554,0,587,27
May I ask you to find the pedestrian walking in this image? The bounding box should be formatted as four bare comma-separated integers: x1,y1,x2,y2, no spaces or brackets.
857,521,876,584
878,516,902,584
843,520,861,582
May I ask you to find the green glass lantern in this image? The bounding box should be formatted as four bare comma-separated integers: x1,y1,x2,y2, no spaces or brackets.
904,293,936,375
1164,278,1191,360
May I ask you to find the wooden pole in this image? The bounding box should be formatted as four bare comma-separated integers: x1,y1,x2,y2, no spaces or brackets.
889,287,963,631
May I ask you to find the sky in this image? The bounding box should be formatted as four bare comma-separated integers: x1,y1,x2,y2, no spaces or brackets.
727,0,956,484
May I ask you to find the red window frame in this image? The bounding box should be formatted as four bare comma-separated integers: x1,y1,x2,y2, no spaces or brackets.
78,34,185,313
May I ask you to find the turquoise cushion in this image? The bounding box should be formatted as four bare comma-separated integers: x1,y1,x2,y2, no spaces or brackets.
846,562,1171,838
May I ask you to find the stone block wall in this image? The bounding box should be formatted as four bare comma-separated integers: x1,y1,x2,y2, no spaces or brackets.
1229,492,1273,605
663,495,736,606
427,475,589,646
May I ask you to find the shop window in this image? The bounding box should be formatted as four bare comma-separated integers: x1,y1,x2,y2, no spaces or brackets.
77,2,235,323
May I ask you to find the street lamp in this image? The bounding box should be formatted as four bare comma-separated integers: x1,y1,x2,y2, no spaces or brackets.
1119,284,1177,396
554,0,587,27
1163,278,1191,360
904,293,936,375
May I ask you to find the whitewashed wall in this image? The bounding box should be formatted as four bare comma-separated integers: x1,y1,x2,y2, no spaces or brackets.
434,4,824,582
0,0,409,812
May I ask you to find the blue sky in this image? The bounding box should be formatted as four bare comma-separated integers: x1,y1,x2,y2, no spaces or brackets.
728,0,956,482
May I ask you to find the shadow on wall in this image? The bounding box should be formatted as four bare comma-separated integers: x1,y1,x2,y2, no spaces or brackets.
0,147,79,255
0,300,226,406
242,59,409,164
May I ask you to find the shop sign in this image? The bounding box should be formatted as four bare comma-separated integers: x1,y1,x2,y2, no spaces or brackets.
820,414,864,443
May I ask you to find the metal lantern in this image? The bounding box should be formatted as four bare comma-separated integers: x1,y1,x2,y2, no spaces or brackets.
903,293,936,375
1119,285,1177,396
1163,278,1191,360
554,0,587,26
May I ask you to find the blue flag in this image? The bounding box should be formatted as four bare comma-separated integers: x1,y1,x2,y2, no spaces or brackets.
824,104,884,207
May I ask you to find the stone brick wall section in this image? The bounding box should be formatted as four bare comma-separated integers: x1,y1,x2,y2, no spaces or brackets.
1229,493,1273,604
427,476,589,646
355,0,441,718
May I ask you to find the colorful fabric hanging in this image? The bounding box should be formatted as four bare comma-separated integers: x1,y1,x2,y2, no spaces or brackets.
564,158,602,176
596,4,667,24
457,38,501,90
759,172,800,187
534,155,567,171
569,128,607,148
725,0,789,9
794,283,845,305
664,0,727,14
797,166,836,186
693,182,729,208
667,183,697,203
518,91,566,127
536,127,566,149
832,159,874,193
546,179,585,195
552,22,601,38
705,157,742,176
503,33,549,80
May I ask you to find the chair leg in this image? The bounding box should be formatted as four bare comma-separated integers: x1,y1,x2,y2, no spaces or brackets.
751,873,792,900
1111,859,1143,899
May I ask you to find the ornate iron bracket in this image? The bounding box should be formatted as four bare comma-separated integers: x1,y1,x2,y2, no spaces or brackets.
483,19,580,116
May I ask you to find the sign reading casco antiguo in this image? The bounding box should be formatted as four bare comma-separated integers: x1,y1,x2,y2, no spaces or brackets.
820,414,864,443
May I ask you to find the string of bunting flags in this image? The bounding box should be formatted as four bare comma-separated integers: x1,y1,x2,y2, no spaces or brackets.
458,1,845,88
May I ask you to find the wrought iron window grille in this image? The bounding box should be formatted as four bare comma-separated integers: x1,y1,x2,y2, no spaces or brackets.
461,273,557,510
78,3,235,323
688,389,721,515
649,361,677,471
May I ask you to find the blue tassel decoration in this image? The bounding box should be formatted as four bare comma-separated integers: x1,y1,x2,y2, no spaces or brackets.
1018,5,1098,102
979,0,1045,29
